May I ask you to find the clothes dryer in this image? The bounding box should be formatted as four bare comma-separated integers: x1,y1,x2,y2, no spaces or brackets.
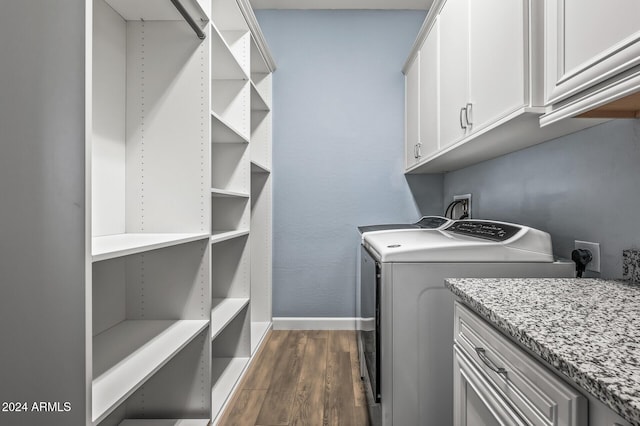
360,220,574,426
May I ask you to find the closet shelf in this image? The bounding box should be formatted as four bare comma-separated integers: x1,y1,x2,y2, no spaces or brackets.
211,188,250,198
250,82,270,111
120,420,209,426
250,160,271,174
211,357,250,422
211,229,250,244
211,111,250,144
92,320,209,424
211,298,250,341
92,233,210,262
211,23,249,80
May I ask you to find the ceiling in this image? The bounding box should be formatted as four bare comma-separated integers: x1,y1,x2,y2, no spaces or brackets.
250,0,433,9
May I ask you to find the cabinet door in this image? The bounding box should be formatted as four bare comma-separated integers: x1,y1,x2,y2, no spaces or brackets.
468,0,525,132
439,0,469,149
454,346,528,426
405,52,420,169
545,0,640,104
419,18,439,160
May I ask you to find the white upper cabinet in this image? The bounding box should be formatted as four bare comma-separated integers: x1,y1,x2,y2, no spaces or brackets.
438,0,469,149
542,0,640,124
405,18,440,170
545,0,640,104
405,53,421,169
468,0,525,133
419,19,440,160
406,0,535,172
439,0,526,147
404,0,605,173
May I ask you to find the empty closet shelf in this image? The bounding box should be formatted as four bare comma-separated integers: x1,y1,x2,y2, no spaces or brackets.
211,298,250,341
211,229,250,244
92,233,210,262
92,320,209,424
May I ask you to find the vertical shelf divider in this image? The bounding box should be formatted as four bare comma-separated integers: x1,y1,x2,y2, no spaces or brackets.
208,0,275,423
209,0,252,422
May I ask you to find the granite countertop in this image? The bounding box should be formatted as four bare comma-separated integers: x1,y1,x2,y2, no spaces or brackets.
445,278,640,426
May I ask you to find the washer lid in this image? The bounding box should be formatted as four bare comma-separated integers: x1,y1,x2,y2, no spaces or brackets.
357,215,451,235
363,220,555,263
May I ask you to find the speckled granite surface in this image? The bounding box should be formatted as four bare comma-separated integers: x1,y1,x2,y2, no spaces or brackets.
445,278,640,426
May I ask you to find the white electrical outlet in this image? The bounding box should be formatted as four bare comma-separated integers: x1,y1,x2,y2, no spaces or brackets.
575,240,601,273
451,194,472,219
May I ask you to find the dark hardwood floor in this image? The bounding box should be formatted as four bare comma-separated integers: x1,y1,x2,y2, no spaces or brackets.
218,330,371,426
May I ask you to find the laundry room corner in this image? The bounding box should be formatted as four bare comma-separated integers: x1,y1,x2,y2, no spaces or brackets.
254,9,444,323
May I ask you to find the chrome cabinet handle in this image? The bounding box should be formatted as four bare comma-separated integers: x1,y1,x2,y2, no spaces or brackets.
465,102,473,126
416,142,422,158
459,107,467,129
414,144,418,158
475,347,507,376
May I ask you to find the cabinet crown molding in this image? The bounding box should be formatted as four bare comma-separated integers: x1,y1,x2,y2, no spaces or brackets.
237,0,277,72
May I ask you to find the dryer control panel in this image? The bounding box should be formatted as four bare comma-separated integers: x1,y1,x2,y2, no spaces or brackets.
445,221,521,242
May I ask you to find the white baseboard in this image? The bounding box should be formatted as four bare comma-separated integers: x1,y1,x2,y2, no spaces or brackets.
272,317,357,330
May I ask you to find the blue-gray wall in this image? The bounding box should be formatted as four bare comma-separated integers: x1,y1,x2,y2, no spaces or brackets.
256,10,442,318
443,119,640,279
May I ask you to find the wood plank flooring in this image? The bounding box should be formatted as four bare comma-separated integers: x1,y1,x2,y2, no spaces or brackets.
217,330,371,426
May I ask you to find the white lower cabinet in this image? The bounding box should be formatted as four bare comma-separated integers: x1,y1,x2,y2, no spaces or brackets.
454,302,588,426
454,302,636,426
454,347,528,426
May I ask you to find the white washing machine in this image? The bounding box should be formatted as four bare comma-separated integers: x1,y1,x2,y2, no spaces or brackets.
359,220,574,426
356,215,452,412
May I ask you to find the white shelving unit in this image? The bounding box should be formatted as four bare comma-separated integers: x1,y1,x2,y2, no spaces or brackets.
91,0,213,424
206,0,276,422
249,35,273,356
1,0,273,424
